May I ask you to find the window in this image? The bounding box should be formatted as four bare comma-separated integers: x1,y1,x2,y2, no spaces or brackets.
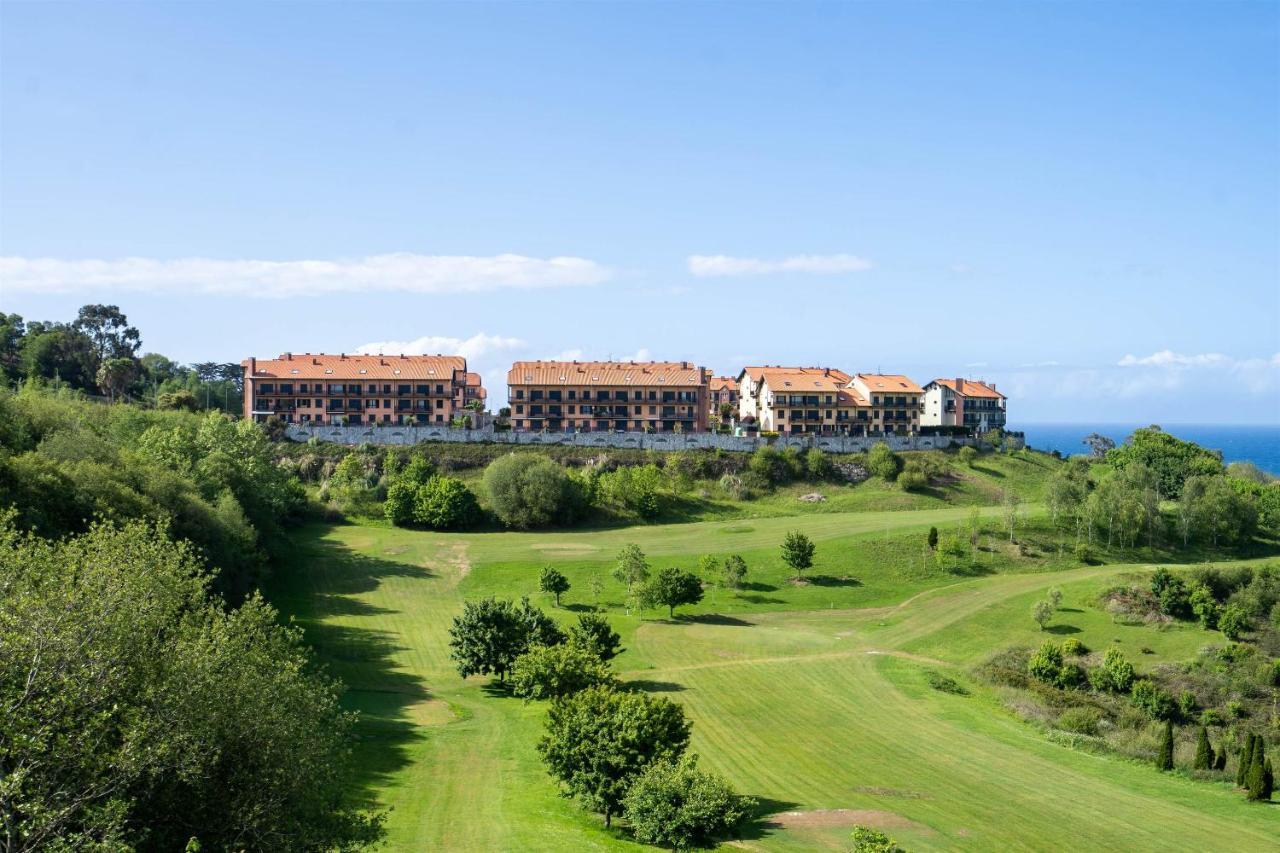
549,390,561,400
259,383,275,393
368,399,378,409
280,383,293,394
436,384,444,394
314,399,323,408
298,383,309,393
416,384,429,395
367,384,376,393
435,399,443,409
567,390,576,400
515,404,524,414
515,389,525,399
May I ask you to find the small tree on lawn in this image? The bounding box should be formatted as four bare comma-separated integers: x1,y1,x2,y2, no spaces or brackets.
1156,720,1175,771
781,531,815,580
622,754,755,849
539,566,571,607
722,554,748,590
511,642,615,701
927,526,939,551
588,574,605,608
448,597,526,683
1237,734,1255,786
537,686,691,828
850,825,907,853
1032,600,1054,631
698,554,720,581
1194,726,1214,771
1002,488,1022,542
613,543,651,594
645,567,704,619
568,613,623,661
1047,587,1062,610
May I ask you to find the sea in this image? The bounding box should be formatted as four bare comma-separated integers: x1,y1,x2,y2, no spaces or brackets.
1017,423,1280,476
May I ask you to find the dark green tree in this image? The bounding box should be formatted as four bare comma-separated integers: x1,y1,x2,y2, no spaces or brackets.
1237,734,1256,786
1156,721,1175,771
781,530,815,579
1246,738,1268,800
540,565,571,607
927,526,939,550
613,542,651,592
484,453,587,529
567,613,623,661
511,642,615,701
73,303,141,362
413,475,482,530
644,566,705,618
1193,726,1214,770
537,686,691,827
448,596,562,683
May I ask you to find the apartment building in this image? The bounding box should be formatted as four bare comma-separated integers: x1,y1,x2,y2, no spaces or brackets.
507,361,710,433
736,366,853,434
463,372,487,408
242,352,473,425
848,374,923,436
922,378,1007,432
708,376,739,422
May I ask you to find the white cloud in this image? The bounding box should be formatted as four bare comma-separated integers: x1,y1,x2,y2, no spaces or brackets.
353,332,525,361
997,350,1280,403
0,253,612,297
1118,350,1231,368
686,253,872,277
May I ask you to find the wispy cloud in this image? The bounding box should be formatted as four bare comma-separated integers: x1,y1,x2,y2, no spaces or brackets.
0,253,612,297
996,350,1280,403
353,333,525,361
686,253,872,277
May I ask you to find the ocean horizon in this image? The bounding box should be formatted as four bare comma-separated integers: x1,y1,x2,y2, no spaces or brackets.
1015,422,1280,475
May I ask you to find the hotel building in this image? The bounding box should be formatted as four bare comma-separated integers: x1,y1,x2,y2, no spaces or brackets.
921,378,1007,432
848,374,923,436
242,353,474,425
507,360,710,433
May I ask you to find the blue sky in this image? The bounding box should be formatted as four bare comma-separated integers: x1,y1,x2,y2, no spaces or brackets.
2,0,1277,422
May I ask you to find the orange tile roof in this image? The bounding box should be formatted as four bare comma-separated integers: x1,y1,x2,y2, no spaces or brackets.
508,360,706,387
465,372,483,387
741,365,851,386
853,373,923,395
709,376,739,392
760,369,847,394
245,353,466,381
933,378,1005,399
837,388,870,407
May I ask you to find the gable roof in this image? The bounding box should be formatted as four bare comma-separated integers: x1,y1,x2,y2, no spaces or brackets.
739,365,850,389
709,376,739,392
760,369,847,394
852,373,923,395
244,353,466,381
508,361,706,387
932,378,1005,399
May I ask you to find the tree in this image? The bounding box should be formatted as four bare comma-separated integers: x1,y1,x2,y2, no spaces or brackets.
384,479,417,526
1027,640,1063,684
19,323,97,390
1238,734,1256,787
540,565,571,607
1131,679,1177,721
0,519,380,850
622,754,755,849
73,303,141,362
781,530,815,579
1106,426,1223,499
722,554,748,590
1001,488,1022,542
698,554,720,581
1089,648,1135,693
1032,600,1054,631
1188,583,1220,629
568,613,623,661
1194,726,1214,771
156,389,199,411
1157,721,1175,771
414,475,482,530
644,567,705,618
537,686,691,827
1083,433,1115,460
957,445,977,468
448,596,562,683
613,543,651,593
511,642,616,700
866,443,901,481
850,825,908,853
484,453,586,529
927,526,939,551
1246,737,1270,801
1218,604,1250,641
1047,587,1063,609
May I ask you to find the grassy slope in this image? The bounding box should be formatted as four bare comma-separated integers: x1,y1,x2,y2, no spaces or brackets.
270,494,1280,851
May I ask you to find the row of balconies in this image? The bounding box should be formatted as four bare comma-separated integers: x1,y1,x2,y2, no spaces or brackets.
518,389,700,403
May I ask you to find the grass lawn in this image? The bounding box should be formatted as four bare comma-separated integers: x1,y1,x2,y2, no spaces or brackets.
268,506,1280,851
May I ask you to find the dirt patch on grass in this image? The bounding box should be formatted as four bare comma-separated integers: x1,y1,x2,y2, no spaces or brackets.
530,542,597,553
767,809,925,831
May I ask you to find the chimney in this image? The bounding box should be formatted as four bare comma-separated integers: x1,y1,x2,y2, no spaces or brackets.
955,378,964,394
248,356,256,375
312,357,319,365
282,352,292,360
340,353,346,359
682,361,689,369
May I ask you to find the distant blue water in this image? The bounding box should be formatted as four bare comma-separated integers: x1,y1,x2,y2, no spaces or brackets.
1017,423,1280,475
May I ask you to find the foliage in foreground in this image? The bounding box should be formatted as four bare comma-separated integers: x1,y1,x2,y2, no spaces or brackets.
0,517,380,851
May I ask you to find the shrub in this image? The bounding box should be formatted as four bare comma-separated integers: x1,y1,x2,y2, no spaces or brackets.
1027,641,1063,684
722,554,748,590
484,454,587,529
1060,637,1088,656
1032,600,1054,630
622,754,755,849
1156,721,1175,771
927,526,939,551
1056,662,1087,690
1131,679,1177,721
866,444,901,481
898,468,929,492
925,671,969,695
384,479,416,526
803,447,832,481
510,643,616,701
1218,604,1250,641
1056,707,1102,736
413,475,481,530
958,445,977,467
1089,648,1135,693
1073,542,1096,564
539,565,570,607
850,825,908,852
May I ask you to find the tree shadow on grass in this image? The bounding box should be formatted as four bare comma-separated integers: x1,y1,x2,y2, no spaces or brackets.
268,528,439,815
947,563,995,578
682,613,755,626
972,465,1005,478
563,602,597,613
1045,624,1082,635
740,581,779,592
805,575,862,588
735,594,786,605
624,679,688,694
735,797,805,843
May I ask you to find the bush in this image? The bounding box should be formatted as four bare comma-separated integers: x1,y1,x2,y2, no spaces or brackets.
1027,641,1063,684
567,613,623,661
898,468,929,492
1060,637,1089,656
866,443,901,481
1056,707,1102,736
384,479,417,526
413,475,482,530
510,643,616,701
850,825,908,852
1218,604,1250,640
484,453,587,529
1073,542,1097,564
641,566,704,618
1131,678,1177,721
925,671,969,695
1089,648,1135,693
622,754,755,849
